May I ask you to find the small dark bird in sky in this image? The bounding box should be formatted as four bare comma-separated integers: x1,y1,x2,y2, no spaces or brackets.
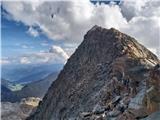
50,7,60,19
51,14,54,19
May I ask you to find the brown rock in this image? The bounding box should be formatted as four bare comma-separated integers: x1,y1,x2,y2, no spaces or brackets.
27,26,160,120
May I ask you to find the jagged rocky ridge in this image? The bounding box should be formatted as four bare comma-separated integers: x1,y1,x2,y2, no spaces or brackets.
27,25,160,120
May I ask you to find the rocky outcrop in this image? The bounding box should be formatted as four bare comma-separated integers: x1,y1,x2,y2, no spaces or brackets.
144,64,160,114
1,97,41,120
27,25,160,120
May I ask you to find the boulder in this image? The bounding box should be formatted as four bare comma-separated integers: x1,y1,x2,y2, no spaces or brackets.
80,112,92,118
112,96,121,105
107,110,121,117
129,88,146,109
93,104,105,114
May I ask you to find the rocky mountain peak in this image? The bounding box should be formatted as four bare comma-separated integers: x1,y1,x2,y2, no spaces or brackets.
84,25,122,43
27,26,160,120
87,25,119,34
72,25,158,67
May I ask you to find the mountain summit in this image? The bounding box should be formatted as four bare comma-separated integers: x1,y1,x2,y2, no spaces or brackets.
28,26,160,120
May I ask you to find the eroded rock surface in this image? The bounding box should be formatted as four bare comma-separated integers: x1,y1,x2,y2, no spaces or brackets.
27,26,160,120
1,97,41,120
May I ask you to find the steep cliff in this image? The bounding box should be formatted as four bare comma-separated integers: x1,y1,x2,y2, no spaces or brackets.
27,25,160,120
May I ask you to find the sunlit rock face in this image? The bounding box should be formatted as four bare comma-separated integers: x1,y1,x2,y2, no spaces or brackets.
27,26,160,120
141,111,160,120
145,65,160,114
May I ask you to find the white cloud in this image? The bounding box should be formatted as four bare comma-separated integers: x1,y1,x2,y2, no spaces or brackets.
121,16,160,48
1,45,68,65
2,0,160,58
18,44,34,50
2,1,127,43
63,43,77,56
18,45,68,64
20,57,31,64
41,42,49,46
49,45,69,60
21,44,29,49
0,59,10,65
24,53,54,63
121,0,160,20
121,0,150,21
27,26,39,37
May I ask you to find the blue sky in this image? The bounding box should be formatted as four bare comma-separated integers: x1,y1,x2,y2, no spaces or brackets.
2,8,55,58
1,7,69,65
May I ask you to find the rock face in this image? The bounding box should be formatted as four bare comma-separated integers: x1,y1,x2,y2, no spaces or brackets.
1,97,41,120
27,25,160,120
142,111,160,120
144,65,160,114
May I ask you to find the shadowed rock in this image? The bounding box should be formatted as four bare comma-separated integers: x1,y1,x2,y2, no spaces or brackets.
27,25,160,120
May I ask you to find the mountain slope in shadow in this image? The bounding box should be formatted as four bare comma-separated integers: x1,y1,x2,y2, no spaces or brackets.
26,26,160,120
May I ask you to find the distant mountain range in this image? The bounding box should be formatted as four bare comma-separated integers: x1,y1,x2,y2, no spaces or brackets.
1,79,17,102
1,72,59,102
1,78,23,91
2,63,63,84
15,72,59,100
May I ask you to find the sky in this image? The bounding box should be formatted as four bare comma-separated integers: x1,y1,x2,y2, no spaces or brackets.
1,0,160,66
